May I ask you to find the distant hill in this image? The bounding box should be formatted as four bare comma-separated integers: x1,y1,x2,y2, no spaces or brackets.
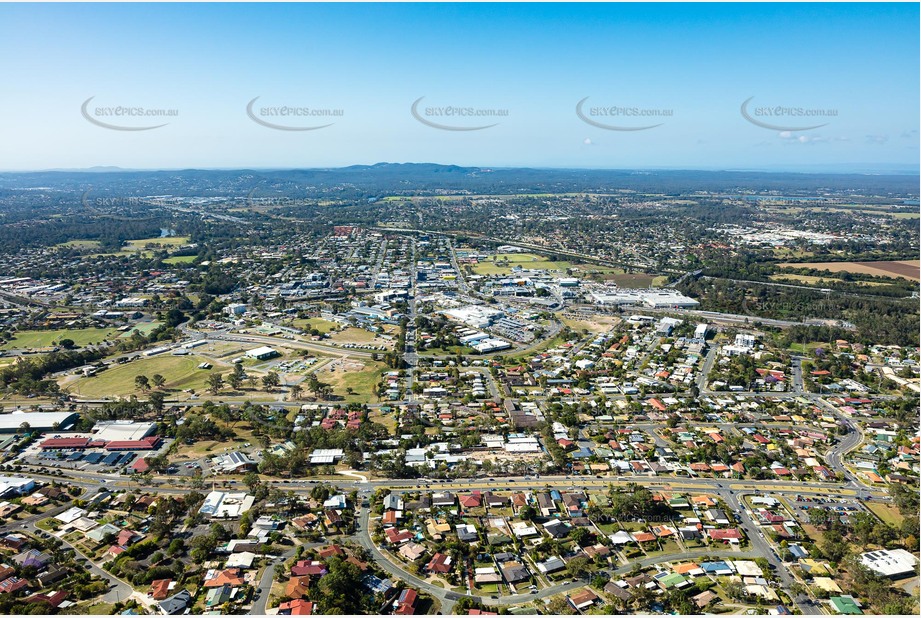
0,164,917,198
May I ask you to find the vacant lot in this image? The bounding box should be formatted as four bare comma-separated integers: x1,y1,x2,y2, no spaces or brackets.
769,274,887,287
778,260,920,281
560,314,621,333
64,354,218,398
471,252,573,275
1,327,119,350
328,327,381,344
864,501,903,527
292,317,339,334
314,358,385,403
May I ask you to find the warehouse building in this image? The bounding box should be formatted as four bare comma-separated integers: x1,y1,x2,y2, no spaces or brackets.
245,346,280,360
0,411,79,434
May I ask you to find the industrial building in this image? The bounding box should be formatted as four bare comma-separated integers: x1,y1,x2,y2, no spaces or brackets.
0,411,79,434
245,346,280,360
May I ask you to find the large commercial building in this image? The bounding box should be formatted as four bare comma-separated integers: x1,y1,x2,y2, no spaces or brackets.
590,288,699,308
0,476,36,498
0,411,79,434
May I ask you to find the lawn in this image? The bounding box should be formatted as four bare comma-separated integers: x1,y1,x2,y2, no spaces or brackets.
118,321,162,338
64,354,218,398
1,327,120,350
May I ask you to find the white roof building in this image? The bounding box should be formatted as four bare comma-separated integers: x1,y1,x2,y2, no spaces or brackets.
860,549,919,578
199,491,255,519
309,448,344,465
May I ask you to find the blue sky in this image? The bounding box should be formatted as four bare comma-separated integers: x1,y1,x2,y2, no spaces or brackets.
0,2,917,172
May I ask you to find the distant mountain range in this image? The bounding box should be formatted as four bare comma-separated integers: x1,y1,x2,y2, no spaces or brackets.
0,163,917,197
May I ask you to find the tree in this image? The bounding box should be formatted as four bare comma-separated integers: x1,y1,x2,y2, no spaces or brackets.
290,383,303,400
59,338,75,350
228,363,245,390
152,374,166,389
148,391,165,414
134,375,150,391
566,556,591,580
519,505,537,521
570,526,591,547
207,373,224,395
262,371,280,390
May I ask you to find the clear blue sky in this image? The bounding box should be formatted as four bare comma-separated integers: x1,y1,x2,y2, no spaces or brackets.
0,2,917,172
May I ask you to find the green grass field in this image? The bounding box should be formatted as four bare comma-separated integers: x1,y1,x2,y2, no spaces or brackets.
471,252,574,275
292,317,339,334
124,235,191,249
118,321,162,338
56,239,102,249
769,273,887,287
164,255,197,264
90,235,192,258
1,327,119,350
864,501,903,526
65,354,217,397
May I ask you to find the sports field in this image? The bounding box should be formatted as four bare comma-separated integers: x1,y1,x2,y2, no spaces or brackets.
0,327,119,350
